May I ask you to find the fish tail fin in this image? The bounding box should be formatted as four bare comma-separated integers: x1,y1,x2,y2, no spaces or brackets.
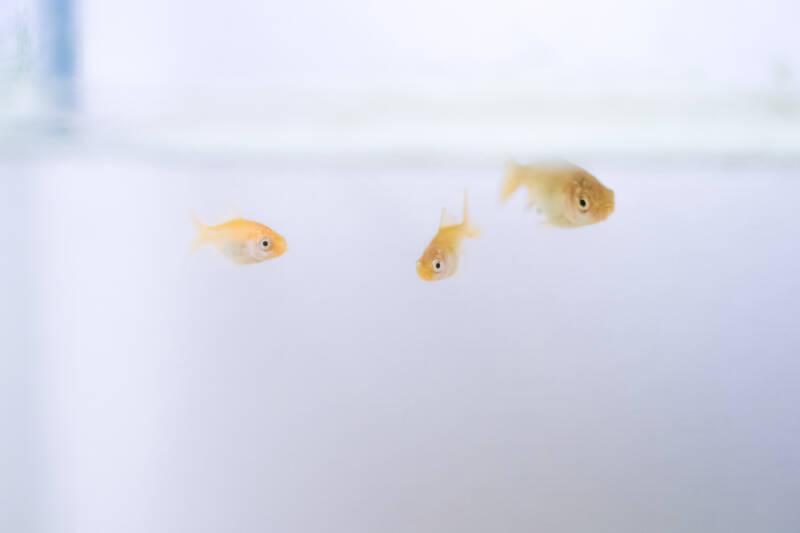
500,161,523,203
190,212,210,253
462,189,481,239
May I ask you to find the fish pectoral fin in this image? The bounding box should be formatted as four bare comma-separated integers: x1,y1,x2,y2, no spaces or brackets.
543,215,574,228
526,190,538,210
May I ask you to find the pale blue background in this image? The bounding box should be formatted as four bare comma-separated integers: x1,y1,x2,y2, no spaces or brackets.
1,0,799,532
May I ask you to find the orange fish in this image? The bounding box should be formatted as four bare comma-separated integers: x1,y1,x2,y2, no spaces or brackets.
416,191,481,281
500,161,615,227
192,215,288,265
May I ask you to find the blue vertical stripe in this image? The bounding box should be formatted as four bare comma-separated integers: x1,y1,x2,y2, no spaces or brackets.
40,0,75,108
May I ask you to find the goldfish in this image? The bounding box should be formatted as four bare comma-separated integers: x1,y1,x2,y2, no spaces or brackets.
500,161,615,227
191,215,288,265
416,191,481,281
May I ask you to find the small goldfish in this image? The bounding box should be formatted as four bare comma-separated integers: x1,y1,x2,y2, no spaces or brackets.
416,191,481,282
500,161,615,227
191,215,288,265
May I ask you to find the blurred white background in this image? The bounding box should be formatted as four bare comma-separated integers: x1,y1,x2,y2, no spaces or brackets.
2,1,800,532
3,0,799,157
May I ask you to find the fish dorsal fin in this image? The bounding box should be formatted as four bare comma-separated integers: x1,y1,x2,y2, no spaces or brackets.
220,208,243,223
440,207,459,228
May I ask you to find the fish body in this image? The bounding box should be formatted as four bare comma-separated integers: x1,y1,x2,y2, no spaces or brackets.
500,161,614,227
416,192,481,281
192,216,288,265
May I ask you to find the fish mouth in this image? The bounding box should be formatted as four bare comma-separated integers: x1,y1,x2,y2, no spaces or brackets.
416,259,431,281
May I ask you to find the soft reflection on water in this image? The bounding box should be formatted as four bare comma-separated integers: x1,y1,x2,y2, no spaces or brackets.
3,155,800,532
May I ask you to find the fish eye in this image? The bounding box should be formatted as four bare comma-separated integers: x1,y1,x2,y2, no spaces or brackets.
261,239,270,248
578,196,590,211
433,260,442,272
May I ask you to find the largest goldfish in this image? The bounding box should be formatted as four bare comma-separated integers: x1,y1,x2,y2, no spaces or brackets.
192,215,288,265
500,161,615,227
416,191,481,282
